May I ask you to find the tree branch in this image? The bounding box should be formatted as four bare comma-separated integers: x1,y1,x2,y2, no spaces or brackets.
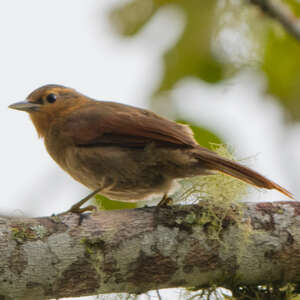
249,0,300,42
0,201,300,299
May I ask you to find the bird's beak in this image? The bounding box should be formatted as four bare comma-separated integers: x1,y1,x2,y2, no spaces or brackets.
8,101,41,112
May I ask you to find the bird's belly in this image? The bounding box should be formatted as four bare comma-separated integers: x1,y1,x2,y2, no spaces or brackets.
62,145,174,201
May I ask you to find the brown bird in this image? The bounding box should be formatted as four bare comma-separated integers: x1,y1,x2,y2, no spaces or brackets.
9,84,293,213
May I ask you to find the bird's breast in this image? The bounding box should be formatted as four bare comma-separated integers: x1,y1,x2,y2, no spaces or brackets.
45,139,176,201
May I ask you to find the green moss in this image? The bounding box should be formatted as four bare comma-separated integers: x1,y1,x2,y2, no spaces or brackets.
81,237,105,292
184,212,197,224
81,237,105,256
30,225,47,239
277,208,285,214
11,223,47,243
176,144,249,243
11,226,29,243
176,145,257,298
180,144,248,206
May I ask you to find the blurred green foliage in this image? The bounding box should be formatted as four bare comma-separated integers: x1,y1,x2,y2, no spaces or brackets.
111,0,225,93
110,0,300,121
177,120,222,148
95,194,137,210
262,0,300,120
284,0,300,16
263,28,300,120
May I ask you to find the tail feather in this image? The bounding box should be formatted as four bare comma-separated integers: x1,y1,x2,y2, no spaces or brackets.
194,147,294,199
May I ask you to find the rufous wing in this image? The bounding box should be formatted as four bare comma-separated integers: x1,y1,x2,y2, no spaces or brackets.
61,101,197,148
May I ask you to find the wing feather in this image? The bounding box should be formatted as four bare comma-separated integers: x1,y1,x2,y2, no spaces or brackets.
61,101,197,148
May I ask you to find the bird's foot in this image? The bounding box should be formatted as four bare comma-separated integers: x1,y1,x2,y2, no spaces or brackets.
158,194,173,207
68,204,97,214
57,204,96,216
57,187,102,218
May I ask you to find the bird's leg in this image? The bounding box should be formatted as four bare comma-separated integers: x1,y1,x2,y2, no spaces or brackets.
60,187,102,215
158,193,173,207
69,188,102,213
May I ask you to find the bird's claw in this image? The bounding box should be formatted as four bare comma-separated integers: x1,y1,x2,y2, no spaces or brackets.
57,204,97,217
69,204,97,214
158,195,173,207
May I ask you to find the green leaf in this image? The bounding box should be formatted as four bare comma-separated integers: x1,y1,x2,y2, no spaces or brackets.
283,0,300,17
110,0,158,36
110,0,225,91
94,194,137,210
177,120,223,148
262,27,300,120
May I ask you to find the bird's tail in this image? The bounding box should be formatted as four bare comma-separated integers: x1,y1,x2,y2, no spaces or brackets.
193,146,293,199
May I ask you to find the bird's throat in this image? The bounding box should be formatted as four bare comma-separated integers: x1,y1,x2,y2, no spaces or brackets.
30,113,51,138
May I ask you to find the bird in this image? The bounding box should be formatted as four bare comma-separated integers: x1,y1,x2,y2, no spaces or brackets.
9,84,293,213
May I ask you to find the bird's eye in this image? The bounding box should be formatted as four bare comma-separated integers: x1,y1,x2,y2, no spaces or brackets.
46,93,57,103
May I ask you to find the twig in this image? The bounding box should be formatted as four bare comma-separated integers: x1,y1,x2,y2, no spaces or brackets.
156,289,162,300
250,0,300,42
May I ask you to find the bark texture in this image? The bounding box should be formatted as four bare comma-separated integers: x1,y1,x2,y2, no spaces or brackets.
0,201,299,300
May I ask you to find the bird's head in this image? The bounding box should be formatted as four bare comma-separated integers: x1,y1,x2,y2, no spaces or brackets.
9,84,89,137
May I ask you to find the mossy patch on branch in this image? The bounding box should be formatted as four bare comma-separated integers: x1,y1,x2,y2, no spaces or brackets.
176,144,249,243
11,223,47,244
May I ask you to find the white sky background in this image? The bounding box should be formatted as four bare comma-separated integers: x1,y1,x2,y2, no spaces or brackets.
0,1,299,300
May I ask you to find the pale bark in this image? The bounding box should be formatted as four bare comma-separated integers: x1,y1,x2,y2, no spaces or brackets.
0,201,299,300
